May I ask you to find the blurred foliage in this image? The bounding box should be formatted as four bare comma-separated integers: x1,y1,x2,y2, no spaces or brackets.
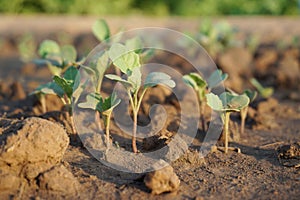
0,0,298,15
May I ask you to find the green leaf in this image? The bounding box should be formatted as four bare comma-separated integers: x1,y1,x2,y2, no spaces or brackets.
98,92,121,114
144,72,176,88
105,74,133,89
108,43,140,74
220,92,250,112
78,92,121,115
243,89,257,102
206,93,223,111
207,69,228,89
95,51,111,77
61,45,77,63
250,78,273,99
78,92,101,110
38,40,60,58
182,73,206,91
125,37,143,53
47,64,63,76
92,19,110,41
38,82,64,97
53,76,73,98
128,67,142,92
64,66,79,83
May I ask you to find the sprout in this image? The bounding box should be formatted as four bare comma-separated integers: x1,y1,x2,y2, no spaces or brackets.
227,88,257,135
183,69,228,131
240,89,257,134
78,92,121,148
35,40,77,76
195,20,237,58
39,66,80,134
106,43,175,153
206,92,250,153
250,78,273,99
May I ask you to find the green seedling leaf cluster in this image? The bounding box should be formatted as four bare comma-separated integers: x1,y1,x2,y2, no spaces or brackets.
36,40,77,76
105,42,175,153
195,20,238,58
79,92,121,148
183,69,228,131
17,33,37,62
250,78,273,99
35,66,80,134
206,92,250,153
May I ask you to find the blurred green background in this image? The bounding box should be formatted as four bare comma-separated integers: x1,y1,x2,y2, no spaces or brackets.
0,0,299,16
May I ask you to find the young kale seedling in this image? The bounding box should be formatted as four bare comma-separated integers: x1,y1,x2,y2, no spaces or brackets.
17,33,37,62
36,39,78,76
250,78,273,99
32,40,80,113
206,92,250,153
183,69,228,131
240,89,257,134
227,88,257,135
78,92,120,148
195,20,237,58
39,66,80,134
105,43,175,153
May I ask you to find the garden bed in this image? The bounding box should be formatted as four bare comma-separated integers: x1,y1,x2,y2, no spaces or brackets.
0,16,299,199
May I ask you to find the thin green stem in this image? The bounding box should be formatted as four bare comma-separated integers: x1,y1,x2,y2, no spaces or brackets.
132,110,138,153
240,106,248,135
198,89,206,131
136,88,148,112
224,112,230,153
104,111,112,149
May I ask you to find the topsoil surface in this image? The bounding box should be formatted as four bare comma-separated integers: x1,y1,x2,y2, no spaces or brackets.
0,16,299,199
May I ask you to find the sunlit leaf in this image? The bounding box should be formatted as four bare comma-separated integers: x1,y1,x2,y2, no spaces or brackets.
206,93,223,111
108,43,140,74
128,67,142,92
61,45,77,63
207,69,228,89
125,37,143,53
144,72,176,88
92,19,110,41
250,78,273,99
38,40,60,58
105,74,133,89
38,82,64,97
182,73,206,90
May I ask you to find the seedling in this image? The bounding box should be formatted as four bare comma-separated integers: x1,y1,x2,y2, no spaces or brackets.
206,92,250,153
183,69,228,131
36,39,77,76
240,89,257,134
228,88,257,134
106,43,175,153
17,33,37,62
39,66,80,134
78,92,120,148
250,78,273,99
195,20,237,58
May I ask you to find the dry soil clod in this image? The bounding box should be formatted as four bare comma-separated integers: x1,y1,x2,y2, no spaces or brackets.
144,164,180,195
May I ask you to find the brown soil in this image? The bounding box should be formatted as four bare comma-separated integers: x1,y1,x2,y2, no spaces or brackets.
0,17,300,199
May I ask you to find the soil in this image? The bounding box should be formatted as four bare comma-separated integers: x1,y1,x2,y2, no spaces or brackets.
0,16,300,199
